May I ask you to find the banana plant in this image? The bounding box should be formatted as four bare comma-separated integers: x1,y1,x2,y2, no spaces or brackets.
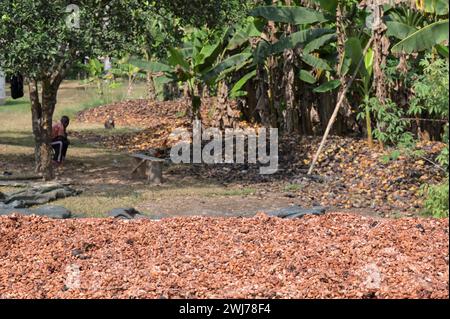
81,58,107,97
250,6,335,70
225,5,336,99
128,57,175,100
110,56,146,99
391,19,449,54
165,25,257,120
339,36,376,146
386,1,449,55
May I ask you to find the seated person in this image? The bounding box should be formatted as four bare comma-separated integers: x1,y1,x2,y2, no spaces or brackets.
51,116,70,165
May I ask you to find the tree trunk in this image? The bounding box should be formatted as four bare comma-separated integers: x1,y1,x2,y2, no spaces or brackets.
297,83,314,135
243,79,259,122
318,91,336,133
335,2,353,135
372,4,389,105
371,2,390,147
29,81,51,180
214,81,238,130
283,5,299,133
28,77,63,181
146,72,156,100
256,65,271,127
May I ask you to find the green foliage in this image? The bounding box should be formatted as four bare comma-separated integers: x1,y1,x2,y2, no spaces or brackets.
391,19,449,54
230,70,257,98
420,180,449,218
313,80,340,93
299,70,316,84
369,98,412,146
409,55,449,170
437,123,449,170
0,1,145,79
81,58,106,93
409,55,449,119
250,6,327,25
154,0,253,29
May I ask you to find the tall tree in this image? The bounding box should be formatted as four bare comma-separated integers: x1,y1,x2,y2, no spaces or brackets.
0,1,147,180
0,0,232,180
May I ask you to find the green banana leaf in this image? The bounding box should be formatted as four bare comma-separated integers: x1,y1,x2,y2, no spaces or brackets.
154,75,174,86
301,53,331,71
168,47,190,71
230,70,257,98
270,29,334,56
423,0,449,15
254,40,272,64
310,0,338,14
303,33,336,54
436,44,449,58
128,59,172,73
299,70,317,84
313,79,340,93
386,21,418,40
226,19,264,52
391,19,449,54
203,53,252,84
250,6,327,25
343,37,368,78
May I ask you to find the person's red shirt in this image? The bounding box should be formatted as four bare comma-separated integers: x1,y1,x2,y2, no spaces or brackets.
52,122,65,139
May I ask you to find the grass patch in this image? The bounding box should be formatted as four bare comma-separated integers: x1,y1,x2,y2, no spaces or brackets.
53,191,146,218
284,183,302,192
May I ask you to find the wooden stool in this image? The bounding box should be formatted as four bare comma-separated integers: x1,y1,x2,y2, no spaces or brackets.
130,153,166,184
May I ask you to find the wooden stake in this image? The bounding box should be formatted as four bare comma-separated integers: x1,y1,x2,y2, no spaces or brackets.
308,37,374,175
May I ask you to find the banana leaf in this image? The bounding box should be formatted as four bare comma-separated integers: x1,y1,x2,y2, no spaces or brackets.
254,40,271,64
313,79,340,93
168,47,190,71
128,59,172,73
436,44,449,58
203,53,252,84
299,70,317,84
250,6,327,25
310,0,338,14
230,70,257,98
270,29,334,56
391,19,449,54
301,53,331,71
303,33,336,54
386,21,417,40
423,0,449,15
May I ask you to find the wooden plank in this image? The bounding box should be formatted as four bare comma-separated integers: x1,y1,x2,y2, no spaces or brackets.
130,159,146,175
129,153,166,162
146,161,163,184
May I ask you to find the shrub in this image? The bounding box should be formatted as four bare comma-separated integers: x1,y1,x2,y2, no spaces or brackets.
421,180,449,218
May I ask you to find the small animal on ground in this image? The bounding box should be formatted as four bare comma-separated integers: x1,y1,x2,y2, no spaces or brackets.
104,116,115,129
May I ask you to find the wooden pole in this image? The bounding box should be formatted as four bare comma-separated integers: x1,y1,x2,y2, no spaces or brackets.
307,37,374,175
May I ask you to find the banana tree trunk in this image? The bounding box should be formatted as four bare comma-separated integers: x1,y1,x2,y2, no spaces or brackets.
283,0,299,133
371,2,390,147
215,81,237,130
335,1,353,134
284,48,299,133
256,64,271,127
146,72,156,100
